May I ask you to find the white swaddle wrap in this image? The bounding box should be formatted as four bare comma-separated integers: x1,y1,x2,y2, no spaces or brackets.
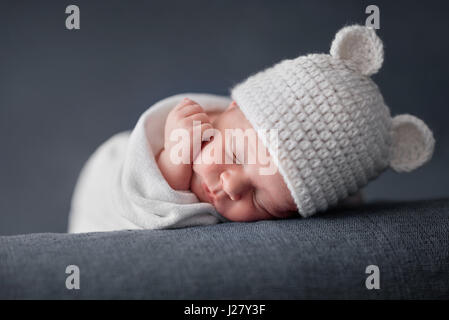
68,93,231,233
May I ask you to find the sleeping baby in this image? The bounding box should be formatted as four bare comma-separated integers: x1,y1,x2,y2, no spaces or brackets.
68,25,434,233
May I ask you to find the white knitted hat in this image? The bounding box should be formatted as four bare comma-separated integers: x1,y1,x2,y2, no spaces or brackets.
231,25,435,217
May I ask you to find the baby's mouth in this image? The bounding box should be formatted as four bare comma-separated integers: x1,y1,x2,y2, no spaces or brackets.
202,182,226,204
202,182,217,204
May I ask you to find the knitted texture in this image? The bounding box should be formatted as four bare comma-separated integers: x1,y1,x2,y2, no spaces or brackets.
231,25,435,217
390,114,435,172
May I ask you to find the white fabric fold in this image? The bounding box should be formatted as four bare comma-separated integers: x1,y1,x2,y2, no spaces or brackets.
68,93,231,233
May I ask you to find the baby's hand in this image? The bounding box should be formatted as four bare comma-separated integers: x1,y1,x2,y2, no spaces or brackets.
164,98,213,164
156,98,212,191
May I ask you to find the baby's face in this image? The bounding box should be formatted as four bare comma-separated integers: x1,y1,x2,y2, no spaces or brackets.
190,102,297,221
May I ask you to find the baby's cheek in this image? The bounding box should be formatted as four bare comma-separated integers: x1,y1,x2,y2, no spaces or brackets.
219,200,268,222
193,155,213,175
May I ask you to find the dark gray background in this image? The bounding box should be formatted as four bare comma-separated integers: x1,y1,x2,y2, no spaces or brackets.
0,0,448,235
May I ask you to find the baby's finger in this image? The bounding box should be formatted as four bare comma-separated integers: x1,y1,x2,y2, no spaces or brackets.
174,98,192,110
201,123,216,142
175,97,201,110
177,104,204,118
192,123,214,161
174,97,200,111
186,112,210,124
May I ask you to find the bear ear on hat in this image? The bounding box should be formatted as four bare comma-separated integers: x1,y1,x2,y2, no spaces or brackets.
389,114,435,173
330,25,384,76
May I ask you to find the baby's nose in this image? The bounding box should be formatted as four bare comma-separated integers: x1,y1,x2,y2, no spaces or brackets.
220,170,251,201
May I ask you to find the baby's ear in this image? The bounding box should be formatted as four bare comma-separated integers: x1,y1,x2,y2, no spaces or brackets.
389,114,435,172
330,25,384,76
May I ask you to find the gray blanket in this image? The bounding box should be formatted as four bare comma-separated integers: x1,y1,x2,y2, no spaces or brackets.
1,198,448,299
